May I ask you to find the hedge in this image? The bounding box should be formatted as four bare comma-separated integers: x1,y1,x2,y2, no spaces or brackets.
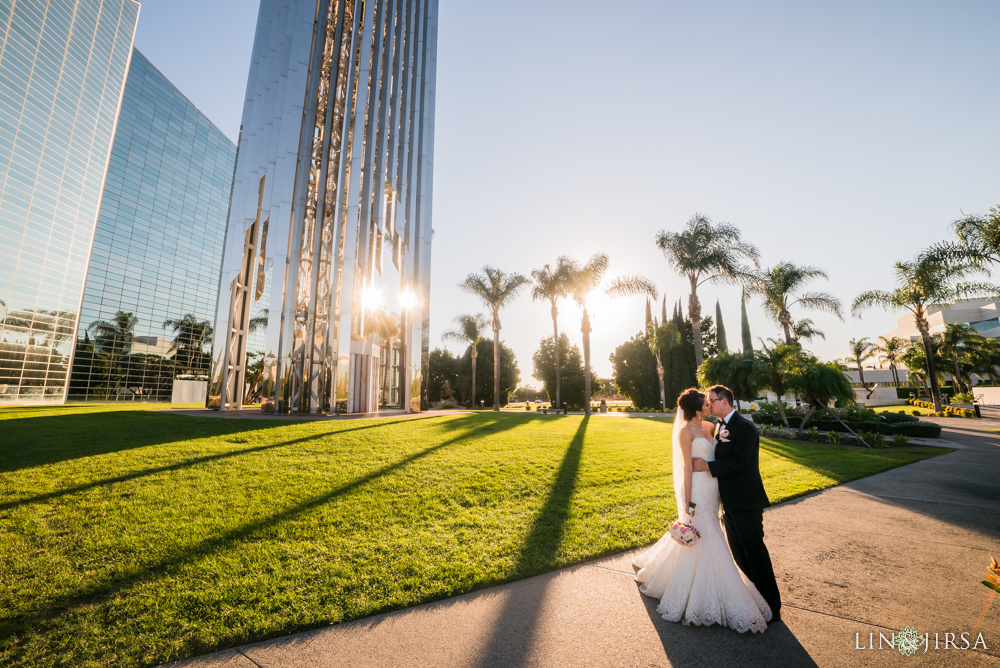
751,413,942,438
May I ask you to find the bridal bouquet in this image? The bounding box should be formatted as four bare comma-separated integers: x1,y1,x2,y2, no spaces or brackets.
668,503,701,547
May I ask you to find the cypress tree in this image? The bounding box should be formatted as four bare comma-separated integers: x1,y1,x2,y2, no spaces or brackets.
715,299,728,354
645,298,652,332
661,295,668,324
740,290,753,353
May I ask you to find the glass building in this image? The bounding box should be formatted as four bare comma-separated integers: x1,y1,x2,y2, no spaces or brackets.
67,49,237,401
208,0,438,415
0,0,140,404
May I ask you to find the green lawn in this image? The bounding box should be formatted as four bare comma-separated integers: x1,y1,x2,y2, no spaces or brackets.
0,406,948,667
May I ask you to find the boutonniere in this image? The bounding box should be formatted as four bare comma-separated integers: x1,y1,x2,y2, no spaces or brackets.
718,426,731,442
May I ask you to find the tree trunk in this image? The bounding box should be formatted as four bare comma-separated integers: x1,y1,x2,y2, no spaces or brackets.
551,302,560,409
779,310,793,345
918,321,943,411
470,346,477,409
856,361,866,388
688,278,703,369
656,360,666,411
952,354,965,394
776,398,790,428
798,405,817,435
582,308,592,416
493,318,501,411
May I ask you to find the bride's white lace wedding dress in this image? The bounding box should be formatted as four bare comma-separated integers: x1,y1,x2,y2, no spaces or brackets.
633,434,772,633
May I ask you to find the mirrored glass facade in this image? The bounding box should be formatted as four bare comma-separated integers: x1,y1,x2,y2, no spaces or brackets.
0,0,140,404
68,49,237,401
208,0,437,415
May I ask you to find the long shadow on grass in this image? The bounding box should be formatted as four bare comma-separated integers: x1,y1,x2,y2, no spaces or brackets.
476,416,588,667
0,413,522,644
0,411,302,473
0,417,439,511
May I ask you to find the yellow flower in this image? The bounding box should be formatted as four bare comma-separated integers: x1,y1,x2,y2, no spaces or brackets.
990,555,1000,576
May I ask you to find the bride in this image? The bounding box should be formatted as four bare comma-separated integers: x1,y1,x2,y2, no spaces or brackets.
632,387,772,633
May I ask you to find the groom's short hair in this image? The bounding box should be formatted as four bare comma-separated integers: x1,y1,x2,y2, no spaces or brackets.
709,385,735,408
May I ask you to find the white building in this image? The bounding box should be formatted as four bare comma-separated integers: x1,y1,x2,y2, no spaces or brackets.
880,299,1000,341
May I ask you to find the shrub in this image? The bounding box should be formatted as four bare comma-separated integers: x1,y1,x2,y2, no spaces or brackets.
892,433,910,446
826,431,844,444
912,410,921,416
952,392,974,404
859,430,887,448
803,427,821,442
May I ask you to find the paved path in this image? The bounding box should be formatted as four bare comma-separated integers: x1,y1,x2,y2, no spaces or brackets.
170,418,1000,668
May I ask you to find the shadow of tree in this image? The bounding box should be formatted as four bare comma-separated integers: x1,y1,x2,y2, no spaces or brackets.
0,413,521,641
477,416,588,666
0,417,431,510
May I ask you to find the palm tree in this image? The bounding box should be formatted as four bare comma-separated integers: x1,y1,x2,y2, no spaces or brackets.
848,337,876,389
758,342,798,427
939,205,1000,269
442,313,490,409
937,323,980,394
646,318,674,411
969,337,1000,387
655,214,759,368
852,252,1000,411
791,318,825,344
88,311,139,395
565,253,657,415
163,314,214,372
459,267,530,411
872,336,906,386
248,309,269,334
746,262,843,345
531,258,574,409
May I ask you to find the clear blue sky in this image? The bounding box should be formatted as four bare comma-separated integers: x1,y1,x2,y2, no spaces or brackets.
136,0,1000,385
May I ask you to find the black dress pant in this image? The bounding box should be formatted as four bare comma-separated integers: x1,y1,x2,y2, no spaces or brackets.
722,509,781,617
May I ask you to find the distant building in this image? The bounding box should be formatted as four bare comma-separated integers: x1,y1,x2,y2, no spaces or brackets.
880,299,1000,342
207,0,438,414
67,49,237,401
0,0,140,404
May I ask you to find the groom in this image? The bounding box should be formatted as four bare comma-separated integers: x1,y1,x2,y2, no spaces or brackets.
692,385,782,623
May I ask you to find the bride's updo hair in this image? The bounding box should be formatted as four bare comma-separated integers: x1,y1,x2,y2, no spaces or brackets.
677,387,705,421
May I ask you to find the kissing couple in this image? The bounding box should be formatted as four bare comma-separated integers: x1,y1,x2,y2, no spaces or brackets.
632,385,782,633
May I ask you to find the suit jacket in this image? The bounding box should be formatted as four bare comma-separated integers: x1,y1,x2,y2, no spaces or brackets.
707,411,771,511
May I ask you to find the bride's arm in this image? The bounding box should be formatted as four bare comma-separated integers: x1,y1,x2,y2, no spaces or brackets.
679,427,694,510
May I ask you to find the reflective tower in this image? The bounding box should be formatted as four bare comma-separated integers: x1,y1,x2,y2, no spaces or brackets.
208,0,437,414
0,0,140,404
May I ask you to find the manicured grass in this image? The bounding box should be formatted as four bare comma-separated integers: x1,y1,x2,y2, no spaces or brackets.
0,407,948,667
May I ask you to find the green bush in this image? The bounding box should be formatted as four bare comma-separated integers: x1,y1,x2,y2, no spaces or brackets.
803,426,821,442
892,433,910,445
826,431,844,444
859,430,887,448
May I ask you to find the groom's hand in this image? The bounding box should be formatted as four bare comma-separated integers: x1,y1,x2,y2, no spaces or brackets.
691,457,709,472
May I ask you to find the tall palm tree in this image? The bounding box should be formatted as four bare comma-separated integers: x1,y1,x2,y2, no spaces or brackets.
655,214,759,368
460,267,529,411
442,313,490,409
872,336,906,386
746,262,843,345
565,253,657,415
937,323,980,394
848,337,876,389
791,318,825,344
531,258,574,409
852,252,999,411
163,314,214,372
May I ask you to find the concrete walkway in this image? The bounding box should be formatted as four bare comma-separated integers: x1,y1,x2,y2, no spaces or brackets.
170,418,1000,668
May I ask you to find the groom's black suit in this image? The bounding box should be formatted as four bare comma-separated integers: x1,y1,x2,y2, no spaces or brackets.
707,411,782,620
